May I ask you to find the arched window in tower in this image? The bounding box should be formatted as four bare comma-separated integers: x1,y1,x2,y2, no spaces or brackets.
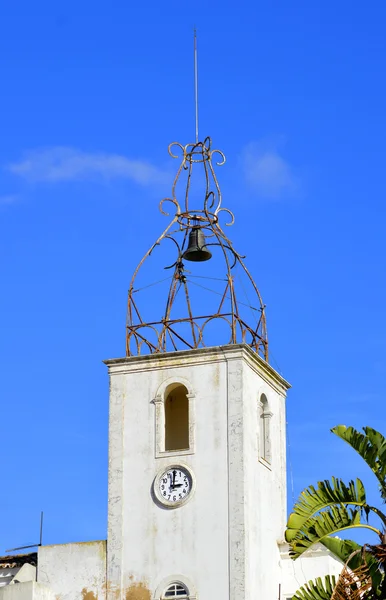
259,393,272,464
164,384,189,451
162,583,189,600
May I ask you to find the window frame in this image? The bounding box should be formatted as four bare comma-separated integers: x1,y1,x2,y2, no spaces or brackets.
154,576,197,600
153,378,195,459
164,384,190,452
258,392,273,467
162,582,188,599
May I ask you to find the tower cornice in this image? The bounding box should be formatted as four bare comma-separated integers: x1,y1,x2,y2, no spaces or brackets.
104,343,290,396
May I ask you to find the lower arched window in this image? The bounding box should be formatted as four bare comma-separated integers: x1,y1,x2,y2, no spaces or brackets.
162,583,189,600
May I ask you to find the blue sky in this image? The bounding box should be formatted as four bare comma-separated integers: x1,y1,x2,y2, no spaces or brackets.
1,1,386,550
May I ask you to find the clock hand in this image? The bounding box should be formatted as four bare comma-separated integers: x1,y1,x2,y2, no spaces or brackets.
172,470,176,489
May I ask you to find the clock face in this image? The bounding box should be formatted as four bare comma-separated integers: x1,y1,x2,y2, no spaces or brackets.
155,465,193,506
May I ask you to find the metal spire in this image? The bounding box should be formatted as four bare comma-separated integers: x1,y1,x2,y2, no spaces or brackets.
194,28,199,143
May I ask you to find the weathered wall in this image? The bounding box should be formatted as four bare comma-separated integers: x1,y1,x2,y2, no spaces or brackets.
107,347,229,600
0,582,55,600
10,565,37,585
105,344,290,600
280,543,343,598
38,541,106,600
234,353,288,600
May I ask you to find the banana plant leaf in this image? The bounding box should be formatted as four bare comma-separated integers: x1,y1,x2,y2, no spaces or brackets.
292,551,377,600
286,478,366,543
332,426,386,502
320,538,383,591
292,575,337,600
289,504,381,557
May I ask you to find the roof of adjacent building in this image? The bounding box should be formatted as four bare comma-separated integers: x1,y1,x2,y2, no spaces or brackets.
0,553,37,569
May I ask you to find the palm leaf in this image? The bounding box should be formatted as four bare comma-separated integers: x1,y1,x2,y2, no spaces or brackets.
286,478,366,543
320,537,361,561
292,552,377,600
321,538,383,590
290,505,381,557
292,575,337,600
368,542,386,562
330,555,374,600
332,426,386,502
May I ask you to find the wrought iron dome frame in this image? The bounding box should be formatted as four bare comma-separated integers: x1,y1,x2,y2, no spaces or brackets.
126,137,269,361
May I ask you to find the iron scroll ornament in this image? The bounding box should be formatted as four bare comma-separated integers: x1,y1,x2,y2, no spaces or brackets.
126,137,268,361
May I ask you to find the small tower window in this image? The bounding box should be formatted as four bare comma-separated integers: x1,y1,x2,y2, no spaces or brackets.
162,583,189,600
165,384,189,451
259,393,272,464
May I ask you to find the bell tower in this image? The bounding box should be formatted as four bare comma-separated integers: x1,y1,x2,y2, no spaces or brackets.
104,137,290,600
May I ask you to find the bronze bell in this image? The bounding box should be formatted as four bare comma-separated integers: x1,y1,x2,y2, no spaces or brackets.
182,226,212,262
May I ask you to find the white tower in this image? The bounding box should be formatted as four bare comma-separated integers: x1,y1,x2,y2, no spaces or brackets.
105,139,290,600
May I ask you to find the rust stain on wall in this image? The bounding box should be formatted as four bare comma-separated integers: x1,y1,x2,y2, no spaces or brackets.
103,581,120,600
82,588,98,600
125,582,150,600
212,362,220,387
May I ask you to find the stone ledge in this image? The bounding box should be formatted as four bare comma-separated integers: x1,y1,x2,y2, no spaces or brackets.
104,344,291,394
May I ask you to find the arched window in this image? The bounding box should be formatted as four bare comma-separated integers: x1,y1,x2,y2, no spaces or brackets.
165,384,189,451
259,393,272,464
153,379,195,457
162,583,189,600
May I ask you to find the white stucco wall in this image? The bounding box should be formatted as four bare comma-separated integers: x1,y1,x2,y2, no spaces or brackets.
106,347,229,600
280,543,343,598
105,344,290,600
10,565,37,585
0,564,36,589
0,582,54,600
242,357,288,600
37,541,106,600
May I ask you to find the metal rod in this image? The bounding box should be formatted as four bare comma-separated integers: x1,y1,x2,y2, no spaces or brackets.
125,137,269,362
39,512,44,546
194,28,199,143
5,544,39,552
5,512,44,554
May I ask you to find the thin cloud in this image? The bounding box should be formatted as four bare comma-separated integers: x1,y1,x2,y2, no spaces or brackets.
7,147,170,186
0,194,18,206
242,139,299,199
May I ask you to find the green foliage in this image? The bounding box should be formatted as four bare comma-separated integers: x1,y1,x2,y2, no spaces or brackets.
319,536,361,560
291,575,337,600
288,504,380,557
320,538,384,591
286,477,366,544
286,425,386,599
332,426,386,501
